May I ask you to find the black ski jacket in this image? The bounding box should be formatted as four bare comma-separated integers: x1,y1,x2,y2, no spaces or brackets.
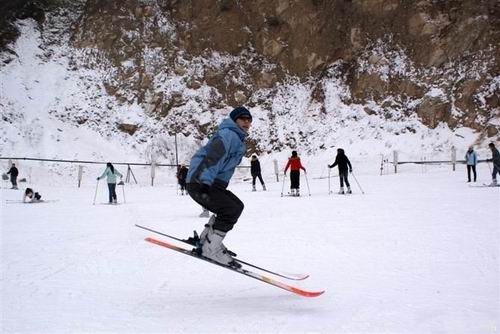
329,154,352,172
250,159,261,175
7,166,19,178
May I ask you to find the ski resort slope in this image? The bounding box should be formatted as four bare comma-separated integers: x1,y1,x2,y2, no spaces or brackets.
1,165,499,333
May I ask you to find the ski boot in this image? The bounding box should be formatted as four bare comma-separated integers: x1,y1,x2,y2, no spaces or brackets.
489,179,497,186
262,184,266,191
295,189,300,197
252,185,256,192
346,186,352,194
338,187,345,194
201,229,240,268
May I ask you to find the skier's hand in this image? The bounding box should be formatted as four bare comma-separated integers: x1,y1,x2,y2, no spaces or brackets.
349,169,353,173
328,164,331,168
200,183,210,201
96,177,100,181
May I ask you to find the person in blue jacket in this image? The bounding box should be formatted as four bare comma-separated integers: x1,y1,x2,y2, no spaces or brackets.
465,146,477,182
186,106,252,268
97,162,123,204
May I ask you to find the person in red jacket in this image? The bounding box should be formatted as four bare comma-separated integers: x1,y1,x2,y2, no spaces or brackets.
284,150,306,196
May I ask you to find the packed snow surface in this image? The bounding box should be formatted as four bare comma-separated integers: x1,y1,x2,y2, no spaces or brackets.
1,163,498,333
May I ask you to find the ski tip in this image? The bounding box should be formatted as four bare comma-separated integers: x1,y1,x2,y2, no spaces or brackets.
291,287,325,298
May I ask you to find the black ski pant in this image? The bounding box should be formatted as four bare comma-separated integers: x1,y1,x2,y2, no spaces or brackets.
178,180,186,191
10,176,17,188
107,183,117,203
252,173,264,186
187,182,244,233
467,165,477,182
290,170,300,189
492,165,500,181
339,170,350,188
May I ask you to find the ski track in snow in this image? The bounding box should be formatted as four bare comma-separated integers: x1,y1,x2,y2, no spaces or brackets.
1,164,499,333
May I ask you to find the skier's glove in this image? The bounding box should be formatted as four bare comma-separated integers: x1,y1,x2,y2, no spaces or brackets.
199,183,210,201
349,169,353,173
96,177,100,180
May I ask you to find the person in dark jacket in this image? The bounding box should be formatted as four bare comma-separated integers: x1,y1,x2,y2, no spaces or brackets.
464,146,477,183
328,148,353,194
186,106,252,268
6,163,19,189
177,163,189,195
284,151,306,196
488,142,500,185
250,155,266,191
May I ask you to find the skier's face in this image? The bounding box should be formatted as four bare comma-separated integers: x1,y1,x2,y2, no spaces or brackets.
236,117,252,132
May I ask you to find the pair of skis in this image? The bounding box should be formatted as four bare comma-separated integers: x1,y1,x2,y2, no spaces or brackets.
136,224,324,298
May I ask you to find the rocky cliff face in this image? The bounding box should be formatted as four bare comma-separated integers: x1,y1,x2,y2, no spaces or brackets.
1,0,499,154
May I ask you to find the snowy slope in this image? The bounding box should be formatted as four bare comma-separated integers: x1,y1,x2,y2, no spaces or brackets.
1,164,498,333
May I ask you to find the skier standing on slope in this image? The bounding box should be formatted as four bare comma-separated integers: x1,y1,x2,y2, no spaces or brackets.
487,142,500,186
284,150,306,196
6,163,19,190
186,106,252,268
176,163,189,195
97,162,123,204
250,154,266,191
328,148,353,194
464,146,477,183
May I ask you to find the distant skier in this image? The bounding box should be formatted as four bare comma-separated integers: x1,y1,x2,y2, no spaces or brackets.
328,148,353,194
250,154,266,191
186,106,252,268
177,163,189,195
464,146,477,183
6,163,19,190
487,142,500,186
284,150,306,196
23,188,42,203
97,162,123,204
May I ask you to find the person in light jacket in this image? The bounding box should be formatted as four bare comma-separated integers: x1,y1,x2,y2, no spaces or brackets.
464,146,477,183
97,162,123,204
186,106,252,268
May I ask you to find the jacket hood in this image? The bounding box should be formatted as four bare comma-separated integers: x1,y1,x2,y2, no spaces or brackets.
219,118,248,141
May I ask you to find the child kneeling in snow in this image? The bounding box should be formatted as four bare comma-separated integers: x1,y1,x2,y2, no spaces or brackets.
23,188,42,203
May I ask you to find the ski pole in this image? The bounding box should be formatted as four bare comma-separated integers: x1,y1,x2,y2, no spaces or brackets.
351,172,365,194
93,179,99,205
280,173,286,197
122,183,126,203
328,166,331,195
304,172,311,196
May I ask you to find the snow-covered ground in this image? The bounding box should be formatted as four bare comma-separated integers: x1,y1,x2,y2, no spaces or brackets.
1,163,498,333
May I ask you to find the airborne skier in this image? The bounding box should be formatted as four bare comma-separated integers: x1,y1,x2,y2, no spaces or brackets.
186,106,252,268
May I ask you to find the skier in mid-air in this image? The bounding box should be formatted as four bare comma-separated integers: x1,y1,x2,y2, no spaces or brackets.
186,106,252,268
